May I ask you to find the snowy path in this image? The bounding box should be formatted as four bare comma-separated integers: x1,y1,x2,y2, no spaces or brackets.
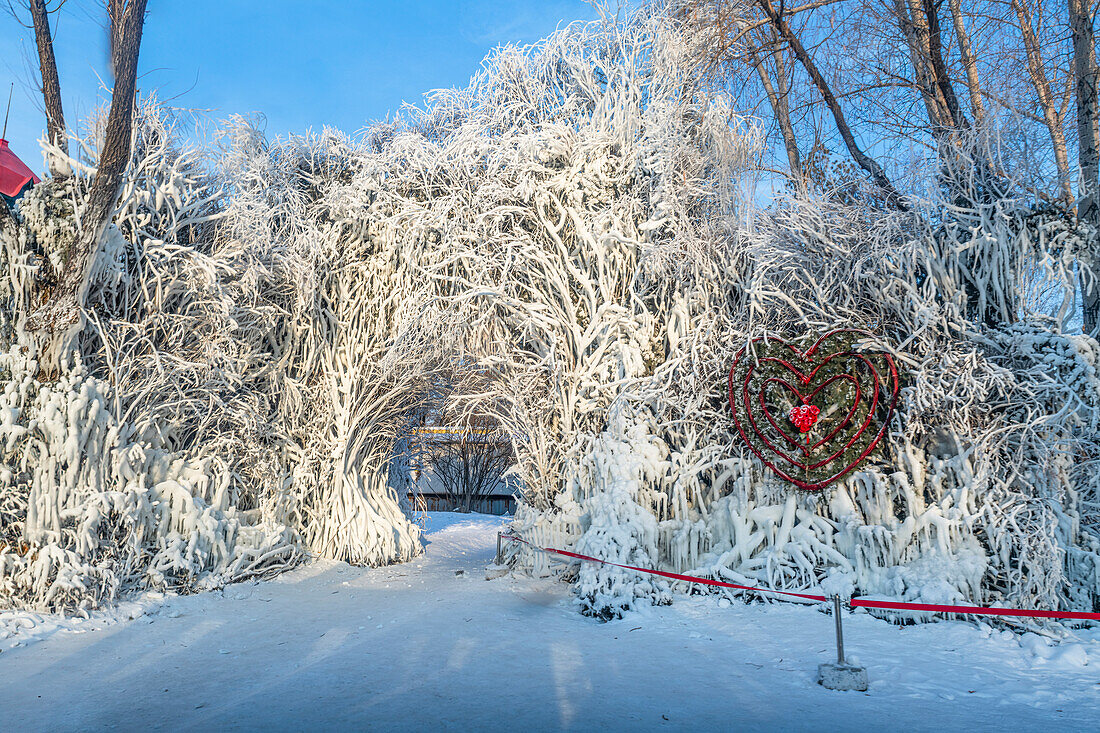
2,513,1098,732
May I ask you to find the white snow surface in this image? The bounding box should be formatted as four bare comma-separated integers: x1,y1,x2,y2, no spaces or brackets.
1,512,1098,731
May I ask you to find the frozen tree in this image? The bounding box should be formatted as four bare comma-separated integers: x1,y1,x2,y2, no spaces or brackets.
0,2,1097,627
24,0,148,376
481,4,1100,620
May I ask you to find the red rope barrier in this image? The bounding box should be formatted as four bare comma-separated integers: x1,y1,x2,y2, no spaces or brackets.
850,598,1100,621
501,534,827,602
501,534,1100,621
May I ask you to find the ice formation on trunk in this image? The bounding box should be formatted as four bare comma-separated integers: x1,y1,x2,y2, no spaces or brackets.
0,102,433,610
0,346,300,608
0,6,1097,624
568,409,673,619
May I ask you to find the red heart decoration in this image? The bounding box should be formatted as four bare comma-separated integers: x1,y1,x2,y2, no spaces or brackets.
728,330,899,491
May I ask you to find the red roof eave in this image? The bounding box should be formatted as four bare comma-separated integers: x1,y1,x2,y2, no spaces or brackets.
0,139,40,198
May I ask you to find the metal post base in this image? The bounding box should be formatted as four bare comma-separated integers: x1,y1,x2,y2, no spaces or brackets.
818,595,868,691
817,662,869,691
486,530,509,579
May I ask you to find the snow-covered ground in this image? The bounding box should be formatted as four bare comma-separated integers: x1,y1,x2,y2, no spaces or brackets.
1,512,1098,731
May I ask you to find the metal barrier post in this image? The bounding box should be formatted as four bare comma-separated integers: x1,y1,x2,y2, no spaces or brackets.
496,531,503,565
833,595,846,664
817,595,867,691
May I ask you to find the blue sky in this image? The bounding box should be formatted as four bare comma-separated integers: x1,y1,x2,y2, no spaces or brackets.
1,1,600,173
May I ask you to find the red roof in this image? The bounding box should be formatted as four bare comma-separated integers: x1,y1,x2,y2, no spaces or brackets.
0,139,40,198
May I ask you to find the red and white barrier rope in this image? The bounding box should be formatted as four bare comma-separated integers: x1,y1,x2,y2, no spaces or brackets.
500,533,1100,621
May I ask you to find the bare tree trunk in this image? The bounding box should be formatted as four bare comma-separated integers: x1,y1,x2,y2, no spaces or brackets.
755,0,905,208
946,0,984,125
747,27,801,177
1013,0,1073,202
922,0,966,129
25,0,66,176
895,0,953,131
1071,0,1100,334
27,0,67,176
24,0,148,375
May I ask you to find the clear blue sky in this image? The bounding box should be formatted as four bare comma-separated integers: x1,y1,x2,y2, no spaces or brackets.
1,1,600,174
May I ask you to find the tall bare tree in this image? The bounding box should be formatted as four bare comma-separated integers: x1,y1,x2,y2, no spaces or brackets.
5,1,68,173
947,0,985,124
25,0,148,374
1011,0,1073,201
25,0,67,175
678,0,1100,329
747,24,803,177
754,0,907,206
1071,0,1100,334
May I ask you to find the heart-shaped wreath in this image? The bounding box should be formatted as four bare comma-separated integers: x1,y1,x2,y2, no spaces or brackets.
728,329,900,491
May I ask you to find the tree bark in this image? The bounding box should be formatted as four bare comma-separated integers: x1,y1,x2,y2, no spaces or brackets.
1071,0,1100,334
921,0,966,130
755,0,906,208
24,0,148,374
747,27,801,178
769,37,802,178
27,0,67,176
1013,0,1073,202
946,0,984,125
896,0,952,130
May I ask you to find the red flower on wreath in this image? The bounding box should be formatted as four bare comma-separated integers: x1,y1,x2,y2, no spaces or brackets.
788,404,821,433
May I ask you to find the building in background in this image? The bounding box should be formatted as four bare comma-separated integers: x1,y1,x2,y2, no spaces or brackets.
407,424,518,516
